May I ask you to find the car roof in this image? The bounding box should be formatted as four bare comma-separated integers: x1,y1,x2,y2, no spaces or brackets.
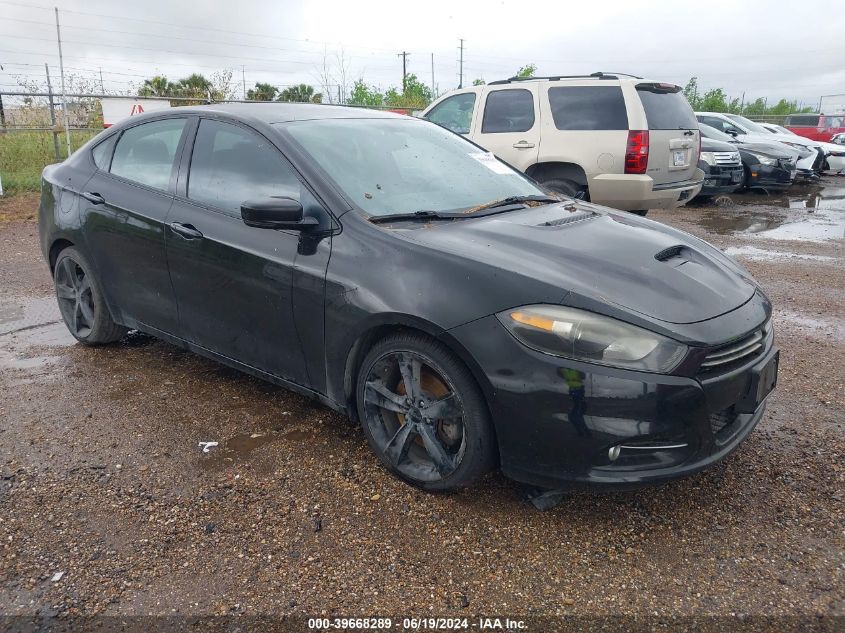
148,102,404,124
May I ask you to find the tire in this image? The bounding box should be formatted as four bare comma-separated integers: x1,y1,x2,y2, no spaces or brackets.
355,332,496,492
54,247,127,345
539,177,589,200
629,210,649,216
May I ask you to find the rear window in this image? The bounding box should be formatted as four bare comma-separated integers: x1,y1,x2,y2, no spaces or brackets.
547,86,628,130
785,115,820,127
636,86,697,130
823,115,844,128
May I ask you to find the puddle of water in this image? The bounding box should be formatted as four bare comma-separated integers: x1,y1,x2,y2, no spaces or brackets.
723,246,835,262
198,431,280,469
0,295,61,335
693,207,844,242
731,183,845,211
0,322,75,385
752,214,844,241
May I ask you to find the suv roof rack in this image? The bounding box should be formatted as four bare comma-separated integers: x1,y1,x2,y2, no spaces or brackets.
487,71,643,86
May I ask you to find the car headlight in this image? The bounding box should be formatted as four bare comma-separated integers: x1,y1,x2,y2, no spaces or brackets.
749,152,778,166
496,305,688,373
700,151,716,166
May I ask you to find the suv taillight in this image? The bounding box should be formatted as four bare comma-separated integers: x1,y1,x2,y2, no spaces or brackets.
625,130,649,174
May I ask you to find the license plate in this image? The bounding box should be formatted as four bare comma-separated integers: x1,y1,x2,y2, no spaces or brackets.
790,170,797,179
731,170,742,183
673,150,686,166
736,351,779,413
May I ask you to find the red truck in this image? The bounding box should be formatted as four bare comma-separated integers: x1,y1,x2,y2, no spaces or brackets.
784,113,845,142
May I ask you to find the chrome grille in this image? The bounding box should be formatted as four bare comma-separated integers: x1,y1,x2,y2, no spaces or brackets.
701,326,767,371
713,151,741,166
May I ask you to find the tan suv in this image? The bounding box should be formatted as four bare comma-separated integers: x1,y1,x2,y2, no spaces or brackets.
421,73,704,215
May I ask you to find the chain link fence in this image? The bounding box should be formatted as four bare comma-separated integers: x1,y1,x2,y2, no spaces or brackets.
0,89,412,194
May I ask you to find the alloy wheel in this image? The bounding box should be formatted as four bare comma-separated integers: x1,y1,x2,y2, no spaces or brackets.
55,257,95,338
362,351,466,482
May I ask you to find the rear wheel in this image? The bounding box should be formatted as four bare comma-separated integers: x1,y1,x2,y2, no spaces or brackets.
54,247,127,345
630,210,649,216
356,333,496,491
539,177,589,200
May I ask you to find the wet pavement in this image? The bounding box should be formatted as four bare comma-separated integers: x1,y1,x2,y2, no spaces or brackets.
0,183,843,624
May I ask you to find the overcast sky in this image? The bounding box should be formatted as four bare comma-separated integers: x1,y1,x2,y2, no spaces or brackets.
1,0,844,106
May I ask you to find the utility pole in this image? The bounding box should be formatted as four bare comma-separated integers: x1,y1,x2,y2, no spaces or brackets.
54,7,71,159
458,39,464,89
242,65,246,99
45,64,61,161
740,91,745,114
0,63,6,131
430,53,435,98
99,67,105,93
398,51,409,92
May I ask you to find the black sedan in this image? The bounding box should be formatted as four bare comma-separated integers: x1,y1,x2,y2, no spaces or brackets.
38,104,779,492
700,123,797,190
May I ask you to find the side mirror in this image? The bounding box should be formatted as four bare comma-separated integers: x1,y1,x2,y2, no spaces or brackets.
241,196,318,231
725,127,740,137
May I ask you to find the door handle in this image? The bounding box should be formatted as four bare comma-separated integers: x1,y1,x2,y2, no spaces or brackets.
512,140,535,149
81,191,105,205
168,222,204,240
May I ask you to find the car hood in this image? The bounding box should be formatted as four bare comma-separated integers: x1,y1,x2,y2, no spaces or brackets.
735,141,797,160
751,131,821,149
701,137,736,152
399,203,756,325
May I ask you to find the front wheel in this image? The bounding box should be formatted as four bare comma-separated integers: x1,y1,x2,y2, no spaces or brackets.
356,333,496,491
629,210,649,216
54,247,128,345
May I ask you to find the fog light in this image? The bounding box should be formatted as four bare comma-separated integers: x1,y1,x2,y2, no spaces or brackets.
608,445,621,462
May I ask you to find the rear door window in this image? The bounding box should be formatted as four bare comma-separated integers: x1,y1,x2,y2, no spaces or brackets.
91,134,118,170
110,118,187,190
637,86,697,130
547,86,628,130
187,118,302,215
425,93,476,134
481,89,535,133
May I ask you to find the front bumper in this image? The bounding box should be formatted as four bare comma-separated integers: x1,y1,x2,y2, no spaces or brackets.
698,163,744,196
747,161,795,190
447,314,777,490
589,170,705,211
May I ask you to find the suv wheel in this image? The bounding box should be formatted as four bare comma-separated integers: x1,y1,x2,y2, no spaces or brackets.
540,178,589,200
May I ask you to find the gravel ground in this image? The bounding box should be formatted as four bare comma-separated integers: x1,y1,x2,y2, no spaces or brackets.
0,182,843,630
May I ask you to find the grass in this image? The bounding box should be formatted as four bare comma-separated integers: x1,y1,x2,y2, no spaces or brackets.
0,130,97,195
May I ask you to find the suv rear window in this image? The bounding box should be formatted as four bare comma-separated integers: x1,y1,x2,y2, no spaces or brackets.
481,89,535,134
636,85,697,130
786,115,820,127
547,86,628,130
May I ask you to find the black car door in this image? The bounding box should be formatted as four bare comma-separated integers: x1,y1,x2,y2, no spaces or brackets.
81,116,189,333
165,117,329,387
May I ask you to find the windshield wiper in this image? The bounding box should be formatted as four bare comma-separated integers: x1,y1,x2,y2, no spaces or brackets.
467,194,559,215
369,210,463,224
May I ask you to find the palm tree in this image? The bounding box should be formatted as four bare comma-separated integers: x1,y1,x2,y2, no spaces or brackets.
246,82,279,101
176,73,213,99
278,84,322,104
138,75,176,97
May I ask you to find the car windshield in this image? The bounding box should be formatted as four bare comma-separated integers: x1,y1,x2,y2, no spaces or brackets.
727,114,769,135
699,123,735,143
280,117,544,216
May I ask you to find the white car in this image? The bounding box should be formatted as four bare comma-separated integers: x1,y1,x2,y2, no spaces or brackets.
696,112,824,177
759,122,845,174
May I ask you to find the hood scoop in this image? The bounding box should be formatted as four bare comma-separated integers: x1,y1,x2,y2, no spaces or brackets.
537,209,598,228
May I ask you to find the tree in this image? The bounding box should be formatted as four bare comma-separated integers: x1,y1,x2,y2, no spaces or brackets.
176,73,213,99
246,82,279,101
682,77,700,110
515,64,536,78
384,73,432,109
279,84,322,103
138,75,176,97
348,79,384,107
472,78,486,86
